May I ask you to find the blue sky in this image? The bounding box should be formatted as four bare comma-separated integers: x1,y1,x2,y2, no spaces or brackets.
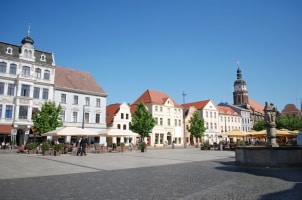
2,0,302,111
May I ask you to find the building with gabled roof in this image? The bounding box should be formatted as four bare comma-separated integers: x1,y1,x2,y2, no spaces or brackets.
216,105,241,133
131,89,183,147
281,103,302,117
182,99,219,144
53,66,107,143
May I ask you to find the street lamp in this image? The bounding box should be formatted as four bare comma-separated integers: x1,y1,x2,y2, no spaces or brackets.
82,105,86,129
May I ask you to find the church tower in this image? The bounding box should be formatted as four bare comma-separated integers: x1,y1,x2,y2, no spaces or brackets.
233,66,249,105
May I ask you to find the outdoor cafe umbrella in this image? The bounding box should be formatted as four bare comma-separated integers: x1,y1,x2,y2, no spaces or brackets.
98,128,139,137
42,126,99,137
224,130,249,138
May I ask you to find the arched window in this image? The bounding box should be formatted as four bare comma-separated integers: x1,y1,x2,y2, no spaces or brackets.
44,70,50,80
9,64,17,74
35,68,41,78
0,62,7,73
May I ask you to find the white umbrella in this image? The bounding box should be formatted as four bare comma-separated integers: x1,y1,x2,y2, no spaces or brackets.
98,128,139,137
42,127,99,136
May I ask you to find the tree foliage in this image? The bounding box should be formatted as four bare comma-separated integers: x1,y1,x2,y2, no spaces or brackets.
32,101,63,134
253,120,265,131
129,102,155,141
188,111,206,139
276,115,302,131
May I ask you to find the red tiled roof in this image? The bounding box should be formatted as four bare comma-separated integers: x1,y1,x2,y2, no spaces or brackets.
106,103,121,124
54,66,107,96
248,99,264,114
181,100,211,110
0,125,12,134
281,104,301,115
217,105,239,116
132,89,181,108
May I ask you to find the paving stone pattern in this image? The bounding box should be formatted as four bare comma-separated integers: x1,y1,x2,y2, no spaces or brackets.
0,148,301,200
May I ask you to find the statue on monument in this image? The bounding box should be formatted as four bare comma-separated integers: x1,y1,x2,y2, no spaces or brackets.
264,102,276,125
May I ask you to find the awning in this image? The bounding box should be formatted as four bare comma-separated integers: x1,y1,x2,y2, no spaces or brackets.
0,125,13,134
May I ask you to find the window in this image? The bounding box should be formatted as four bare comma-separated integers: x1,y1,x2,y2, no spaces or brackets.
0,62,7,73
6,47,12,54
160,107,163,112
174,119,177,126
95,113,100,123
155,117,158,125
21,84,30,97
24,49,32,58
34,68,41,78
73,95,78,104
33,87,40,99
61,94,66,103
19,106,28,119
206,111,208,118
44,70,50,80
22,66,30,76
126,113,129,119
42,88,49,100
167,118,170,126
123,124,127,130
85,113,89,123
117,124,121,129
32,107,39,116
178,119,181,126
85,97,90,106
155,106,158,112
40,54,46,61
72,112,78,122
121,113,124,119
7,83,15,96
60,110,65,122
96,98,101,107
0,82,4,94
160,118,163,125
9,64,17,74
0,105,2,118
5,105,13,118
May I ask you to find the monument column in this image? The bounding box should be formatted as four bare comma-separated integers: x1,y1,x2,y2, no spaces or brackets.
264,102,279,147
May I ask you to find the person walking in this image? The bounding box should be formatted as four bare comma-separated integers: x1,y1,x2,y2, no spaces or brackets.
80,137,88,156
76,137,82,156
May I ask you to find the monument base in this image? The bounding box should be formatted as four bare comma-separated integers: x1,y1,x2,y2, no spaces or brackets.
235,146,302,168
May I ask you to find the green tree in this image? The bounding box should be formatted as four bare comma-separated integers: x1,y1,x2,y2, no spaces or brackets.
129,102,155,142
188,111,206,144
253,120,265,131
276,115,302,131
32,101,63,134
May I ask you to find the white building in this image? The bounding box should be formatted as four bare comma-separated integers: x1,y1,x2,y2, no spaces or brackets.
182,99,219,144
0,34,55,145
131,89,183,147
0,34,107,145
53,66,107,143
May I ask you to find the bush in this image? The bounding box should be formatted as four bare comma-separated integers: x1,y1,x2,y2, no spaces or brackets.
26,143,38,150
140,142,147,150
41,142,50,151
53,143,62,151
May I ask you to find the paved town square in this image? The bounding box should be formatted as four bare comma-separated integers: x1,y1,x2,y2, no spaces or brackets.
0,148,301,200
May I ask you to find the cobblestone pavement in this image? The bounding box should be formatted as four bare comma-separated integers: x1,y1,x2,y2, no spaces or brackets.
0,148,301,200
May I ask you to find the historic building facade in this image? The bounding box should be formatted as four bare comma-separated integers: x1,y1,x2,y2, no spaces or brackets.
131,89,183,147
0,34,107,145
232,67,264,127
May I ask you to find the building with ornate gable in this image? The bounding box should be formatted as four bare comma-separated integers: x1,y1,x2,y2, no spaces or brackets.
131,89,183,147
0,34,107,145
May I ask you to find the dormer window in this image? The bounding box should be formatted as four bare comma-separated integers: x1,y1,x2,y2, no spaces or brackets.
6,47,13,55
24,49,32,58
40,54,46,61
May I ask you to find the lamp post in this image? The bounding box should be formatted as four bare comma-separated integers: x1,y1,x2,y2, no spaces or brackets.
182,91,187,148
82,105,86,129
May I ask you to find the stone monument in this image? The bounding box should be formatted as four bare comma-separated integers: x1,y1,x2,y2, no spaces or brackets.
264,102,279,147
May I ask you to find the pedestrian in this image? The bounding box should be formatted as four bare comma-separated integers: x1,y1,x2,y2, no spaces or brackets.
80,137,88,156
76,137,82,156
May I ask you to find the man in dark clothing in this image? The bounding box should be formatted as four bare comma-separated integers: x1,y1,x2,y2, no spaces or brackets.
80,137,88,156
76,137,82,156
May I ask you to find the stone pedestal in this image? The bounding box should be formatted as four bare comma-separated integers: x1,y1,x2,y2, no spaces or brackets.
266,126,279,147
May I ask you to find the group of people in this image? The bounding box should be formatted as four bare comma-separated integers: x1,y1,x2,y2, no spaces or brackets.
76,137,88,156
